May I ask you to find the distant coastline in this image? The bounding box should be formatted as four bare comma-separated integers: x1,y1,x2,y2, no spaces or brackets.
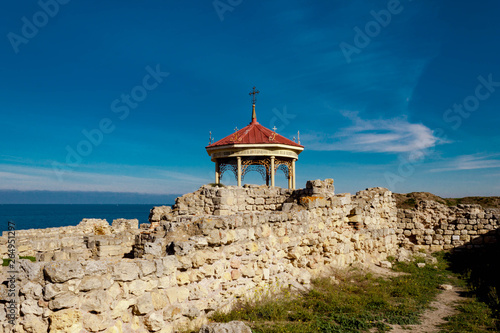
0,204,173,232
0,190,181,204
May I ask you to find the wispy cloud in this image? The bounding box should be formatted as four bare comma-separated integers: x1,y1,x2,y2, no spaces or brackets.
0,163,210,194
302,111,444,153
431,153,500,172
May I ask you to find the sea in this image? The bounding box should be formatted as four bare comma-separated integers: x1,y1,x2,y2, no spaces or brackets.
0,204,171,232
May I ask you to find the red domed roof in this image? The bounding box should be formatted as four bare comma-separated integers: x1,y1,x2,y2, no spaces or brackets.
206,118,303,148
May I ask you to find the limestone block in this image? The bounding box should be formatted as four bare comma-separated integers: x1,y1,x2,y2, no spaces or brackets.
84,260,110,275
134,292,154,315
49,292,79,310
177,272,190,285
78,218,112,235
128,279,150,296
83,312,112,332
158,275,175,289
192,251,208,268
262,268,270,280
18,260,44,282
48,309,82,332
199,321,252,333
207,230,221,245
81,290,112,313
163,305,183,321
137,260,156,277
21,314,48,333
156,323,174,333
20,282,43,299
110,301,135,322
255,198,265,205
161,256,180,275
151,290,169,310
44,261,84,283
145,311,164,331
112,218,139,231
112,262,140,281
106,282,122,300
144,241,164,257
200,264,215,277
165,286,190,304
20,299,43,316
231,269,242,280
78,275,111,292
44,283,67,301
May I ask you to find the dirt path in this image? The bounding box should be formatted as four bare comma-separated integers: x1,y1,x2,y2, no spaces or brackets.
389,287,463,333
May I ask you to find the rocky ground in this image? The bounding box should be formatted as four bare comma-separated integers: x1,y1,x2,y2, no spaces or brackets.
394,192,500,209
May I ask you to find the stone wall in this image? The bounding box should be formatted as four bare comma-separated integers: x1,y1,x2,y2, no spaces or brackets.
0,219,140,262
1,180,401,333
396,200,500,251
2,179,497,333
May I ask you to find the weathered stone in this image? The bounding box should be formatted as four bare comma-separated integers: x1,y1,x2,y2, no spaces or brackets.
112,218,139,232
378,261,392,269
49,292,79,310
21,314,48,333
84,260,109,275
177,272,190,285
134,292,154,315
152,290,169,310
44,261,84,283
145,241,165,256
81,290,112,313
138,260,156,276
111,299,135,319
20,282,43,299
199,321,252,333
83,312,112,332
44,283,67,300
439,284,453,291
21,299,43,316
192,251,208,268
78,276,108,291
149,206,172,222
20,260,44,281
165,287,190,304
48,309,82,332
144,311,164,331
112,261,139,281
78,218,111,234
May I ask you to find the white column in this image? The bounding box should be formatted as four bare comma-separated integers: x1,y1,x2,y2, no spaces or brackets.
292,159,296,189
237,157,242,187
215,160,220,184
270,156,275,187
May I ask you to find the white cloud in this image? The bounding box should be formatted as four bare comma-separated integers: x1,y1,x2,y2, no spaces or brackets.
302,111,443,153
430,153,500,172
0,164,210,194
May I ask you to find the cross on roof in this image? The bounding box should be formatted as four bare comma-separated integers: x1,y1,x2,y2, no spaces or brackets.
272,126,277,132
249,86,260,104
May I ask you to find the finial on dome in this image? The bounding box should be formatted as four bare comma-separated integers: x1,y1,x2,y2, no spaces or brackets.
249,86,260,123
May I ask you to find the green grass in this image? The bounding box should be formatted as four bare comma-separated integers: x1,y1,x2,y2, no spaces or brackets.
443,245,500,332
209,254,452,332
206,253,499,333
2,255,36,266
208,183,226,187
439,299,497,333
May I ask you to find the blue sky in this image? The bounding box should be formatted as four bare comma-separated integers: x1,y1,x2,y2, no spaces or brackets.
0,0,499,203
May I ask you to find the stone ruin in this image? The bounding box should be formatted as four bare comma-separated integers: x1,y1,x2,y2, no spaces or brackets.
0,179,498,333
